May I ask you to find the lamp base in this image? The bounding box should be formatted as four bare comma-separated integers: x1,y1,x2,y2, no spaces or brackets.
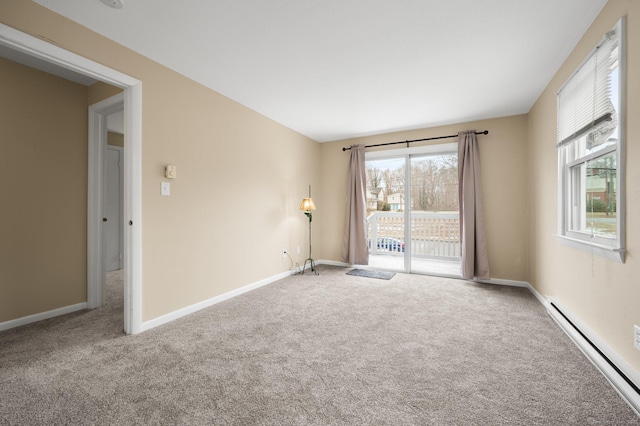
302,258,318,275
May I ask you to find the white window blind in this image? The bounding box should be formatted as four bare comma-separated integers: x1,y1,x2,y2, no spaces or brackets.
557,29,618,148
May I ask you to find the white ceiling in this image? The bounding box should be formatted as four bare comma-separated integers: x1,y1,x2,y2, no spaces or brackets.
34,0,607,142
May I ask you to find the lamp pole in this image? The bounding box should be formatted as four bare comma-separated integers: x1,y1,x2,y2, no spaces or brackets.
302,185,318,275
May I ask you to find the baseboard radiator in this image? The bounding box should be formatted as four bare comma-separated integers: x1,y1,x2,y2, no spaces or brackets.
547,301,640,416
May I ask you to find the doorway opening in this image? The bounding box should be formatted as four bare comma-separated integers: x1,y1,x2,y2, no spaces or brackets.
89,94,126,332
0,24,143,334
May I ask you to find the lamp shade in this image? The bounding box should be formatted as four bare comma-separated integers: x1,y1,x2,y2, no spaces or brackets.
299,197,316,212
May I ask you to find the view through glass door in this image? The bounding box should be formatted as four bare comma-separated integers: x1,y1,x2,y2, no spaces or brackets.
366,148,461,277
366,157,407,271
408,153,460,275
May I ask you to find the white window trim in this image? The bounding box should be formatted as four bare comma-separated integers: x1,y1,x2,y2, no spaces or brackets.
555,234,625,263
556,17,626,263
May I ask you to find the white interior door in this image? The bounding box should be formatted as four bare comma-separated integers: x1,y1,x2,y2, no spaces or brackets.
105,145,123,272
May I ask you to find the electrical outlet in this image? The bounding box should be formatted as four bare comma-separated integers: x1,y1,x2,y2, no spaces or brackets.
297,246,301,254
282,250,287,258
634,325,640,350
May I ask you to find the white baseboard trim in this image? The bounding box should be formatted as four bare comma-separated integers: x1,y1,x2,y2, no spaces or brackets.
476,277,530,288
142,260,351,332
140,260,364,332
140,269,294,332
0,302,87,332
317,259,350,268
522,282,548,307
546,298,640,416
476,278,548,306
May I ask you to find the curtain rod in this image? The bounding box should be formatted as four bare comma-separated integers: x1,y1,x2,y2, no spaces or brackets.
342,130,489,151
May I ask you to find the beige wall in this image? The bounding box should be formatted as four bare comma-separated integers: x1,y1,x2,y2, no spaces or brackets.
528,0,640,374
88,81,123,106
0,57,88,321
107,132,124,147
88,83,125,147
319,115,529,282
0,1,320,323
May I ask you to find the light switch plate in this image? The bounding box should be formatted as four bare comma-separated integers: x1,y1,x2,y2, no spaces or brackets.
161,181,170,196
634,325,640,350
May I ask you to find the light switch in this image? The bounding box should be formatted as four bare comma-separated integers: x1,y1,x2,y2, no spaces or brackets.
161,181,170,196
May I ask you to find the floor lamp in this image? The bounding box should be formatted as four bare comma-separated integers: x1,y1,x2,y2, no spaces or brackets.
300,185,318,275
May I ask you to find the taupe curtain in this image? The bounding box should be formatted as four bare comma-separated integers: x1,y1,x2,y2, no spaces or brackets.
458,131,490,280
342,144,369,265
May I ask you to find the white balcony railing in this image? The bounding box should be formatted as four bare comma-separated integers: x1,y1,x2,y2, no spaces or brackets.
367,211,461,260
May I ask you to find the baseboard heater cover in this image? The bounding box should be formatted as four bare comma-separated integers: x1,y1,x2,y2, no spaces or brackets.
548,301,640,416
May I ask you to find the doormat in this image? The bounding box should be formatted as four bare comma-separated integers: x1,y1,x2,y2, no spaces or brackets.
346,269,395,280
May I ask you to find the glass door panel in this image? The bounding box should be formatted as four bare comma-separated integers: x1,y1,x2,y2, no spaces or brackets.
365,157,406,272
409,154,461,276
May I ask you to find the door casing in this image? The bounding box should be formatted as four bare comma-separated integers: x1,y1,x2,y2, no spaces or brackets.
0,23,143,334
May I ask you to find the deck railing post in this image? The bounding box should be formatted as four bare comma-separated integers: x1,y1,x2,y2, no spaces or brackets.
368,213,378,255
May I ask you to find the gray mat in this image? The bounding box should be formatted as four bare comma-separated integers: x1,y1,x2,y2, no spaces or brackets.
347,268,395,280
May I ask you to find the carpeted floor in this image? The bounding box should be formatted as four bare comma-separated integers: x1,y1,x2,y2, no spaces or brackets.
1,266,638,425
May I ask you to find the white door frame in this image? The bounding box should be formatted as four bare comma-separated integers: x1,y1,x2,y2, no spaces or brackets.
0,23,143,334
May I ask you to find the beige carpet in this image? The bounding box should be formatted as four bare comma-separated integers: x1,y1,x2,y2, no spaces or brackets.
1,266,638,424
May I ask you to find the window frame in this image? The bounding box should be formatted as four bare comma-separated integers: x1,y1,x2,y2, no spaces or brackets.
556,17,626,263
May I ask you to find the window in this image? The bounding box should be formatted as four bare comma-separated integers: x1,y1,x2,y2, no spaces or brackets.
557,18,626,262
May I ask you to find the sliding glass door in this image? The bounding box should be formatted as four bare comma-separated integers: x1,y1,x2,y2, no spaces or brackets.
365,144,461,277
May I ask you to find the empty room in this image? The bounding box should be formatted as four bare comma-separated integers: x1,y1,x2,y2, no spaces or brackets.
1,0,639,423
